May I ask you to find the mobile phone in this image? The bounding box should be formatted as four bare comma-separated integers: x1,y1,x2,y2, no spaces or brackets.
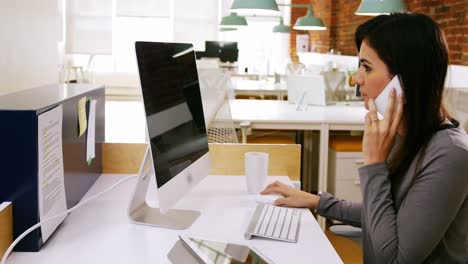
374,75,404,117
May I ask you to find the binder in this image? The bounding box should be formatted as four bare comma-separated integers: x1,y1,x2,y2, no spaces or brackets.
0,84,104,251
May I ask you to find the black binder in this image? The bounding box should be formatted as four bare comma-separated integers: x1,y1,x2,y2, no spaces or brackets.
0,83,104,251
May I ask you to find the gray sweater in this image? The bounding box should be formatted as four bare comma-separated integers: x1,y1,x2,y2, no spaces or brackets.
317,126,468,263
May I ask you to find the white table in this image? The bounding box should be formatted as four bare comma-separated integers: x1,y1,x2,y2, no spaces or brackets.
232,80,287,100
227,99,367,228
8,175,342,264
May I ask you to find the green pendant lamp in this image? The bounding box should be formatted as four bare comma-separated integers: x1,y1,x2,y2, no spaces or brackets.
230,0,281,16
220,13,248,29
272,17,291,33
355,0,407,16
293,6,326,31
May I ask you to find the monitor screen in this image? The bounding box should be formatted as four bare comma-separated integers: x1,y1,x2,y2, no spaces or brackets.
203,41,238,62
205,40,237,51
135,42,209,188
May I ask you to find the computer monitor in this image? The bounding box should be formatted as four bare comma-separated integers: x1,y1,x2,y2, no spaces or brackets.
128,41,211,229
286,74,327,107
219,49,238,63
202,41,239,63
204,41,237,55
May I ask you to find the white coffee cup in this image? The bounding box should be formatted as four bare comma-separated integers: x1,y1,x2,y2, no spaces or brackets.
244,152,269,194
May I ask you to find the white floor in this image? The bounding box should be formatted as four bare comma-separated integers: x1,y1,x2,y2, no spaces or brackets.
105,99,147,143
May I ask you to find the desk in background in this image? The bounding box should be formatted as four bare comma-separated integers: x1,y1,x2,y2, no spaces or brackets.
232,79,287,100
8,175,342,264
227,99,367,229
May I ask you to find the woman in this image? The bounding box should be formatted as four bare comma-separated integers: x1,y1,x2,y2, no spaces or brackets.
262,13,468,263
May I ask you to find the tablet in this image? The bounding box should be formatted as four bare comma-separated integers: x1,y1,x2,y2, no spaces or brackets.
177,236,274,264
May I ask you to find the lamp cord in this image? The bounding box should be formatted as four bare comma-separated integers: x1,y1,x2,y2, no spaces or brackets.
1,175,138,264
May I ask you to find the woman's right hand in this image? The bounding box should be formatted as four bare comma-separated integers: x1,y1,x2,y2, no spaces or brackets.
260,181,320,209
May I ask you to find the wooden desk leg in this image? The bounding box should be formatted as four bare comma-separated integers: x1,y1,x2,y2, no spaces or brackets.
302,131,314,192
318,124,330,230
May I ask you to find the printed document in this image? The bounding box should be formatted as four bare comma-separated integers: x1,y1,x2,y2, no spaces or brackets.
38,105,67,242
78,97,87,137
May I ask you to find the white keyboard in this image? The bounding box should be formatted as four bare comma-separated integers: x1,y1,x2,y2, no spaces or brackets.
245,204,301,243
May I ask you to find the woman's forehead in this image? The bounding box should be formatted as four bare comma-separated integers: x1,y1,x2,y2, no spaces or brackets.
359,41,380,63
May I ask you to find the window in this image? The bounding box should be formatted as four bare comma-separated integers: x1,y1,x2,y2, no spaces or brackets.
68,0,290,76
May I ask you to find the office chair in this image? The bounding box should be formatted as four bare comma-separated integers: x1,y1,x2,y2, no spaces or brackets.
198,68,288,145
197,68,238,144
286,62,306,75
322,69,346,102
207,100,239,144
329,224,362,246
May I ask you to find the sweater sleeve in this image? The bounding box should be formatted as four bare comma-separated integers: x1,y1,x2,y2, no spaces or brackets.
358,146,468,263
316,192,362,227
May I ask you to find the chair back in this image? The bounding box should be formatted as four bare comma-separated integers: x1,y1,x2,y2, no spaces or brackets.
209,143,301,181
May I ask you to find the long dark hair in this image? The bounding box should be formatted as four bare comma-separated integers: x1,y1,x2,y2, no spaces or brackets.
355,13,451,178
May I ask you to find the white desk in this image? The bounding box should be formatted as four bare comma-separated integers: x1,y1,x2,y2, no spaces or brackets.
8,175,342,264
227,99,367,228
232,80,287,100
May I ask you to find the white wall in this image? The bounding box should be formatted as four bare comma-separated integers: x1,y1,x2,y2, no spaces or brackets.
0,0,60,96
446,65,468,89
174,0,219,51
219,1,291,75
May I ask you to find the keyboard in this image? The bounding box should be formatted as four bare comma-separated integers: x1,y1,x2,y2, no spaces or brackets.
244,204,301,243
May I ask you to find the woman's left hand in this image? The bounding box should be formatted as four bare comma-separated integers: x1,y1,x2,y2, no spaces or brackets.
363,89,404,165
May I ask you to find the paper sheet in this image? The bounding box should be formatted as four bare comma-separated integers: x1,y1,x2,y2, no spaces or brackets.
86,99,97,165
78,97,87,137
37,105,67,242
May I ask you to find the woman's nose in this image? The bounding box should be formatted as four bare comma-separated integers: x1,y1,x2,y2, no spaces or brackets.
353,72,363,86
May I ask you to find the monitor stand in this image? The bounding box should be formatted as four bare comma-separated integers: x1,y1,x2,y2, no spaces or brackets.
127,146,200,229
